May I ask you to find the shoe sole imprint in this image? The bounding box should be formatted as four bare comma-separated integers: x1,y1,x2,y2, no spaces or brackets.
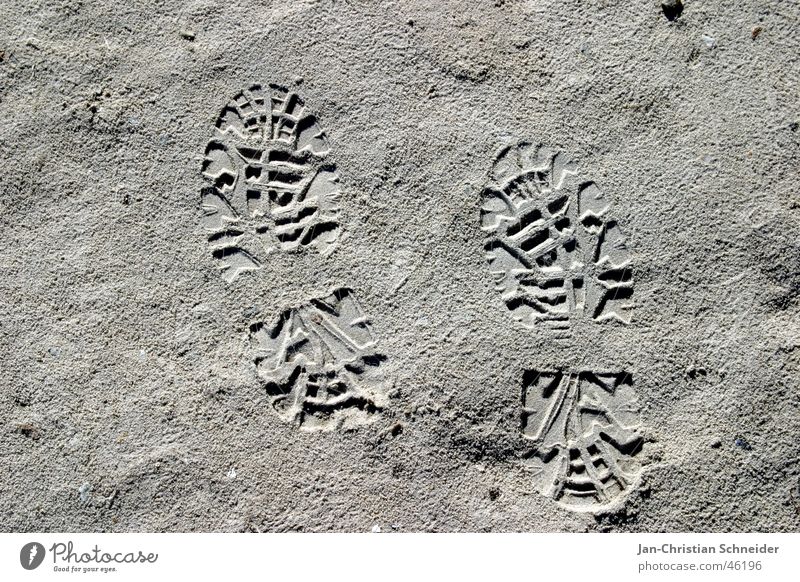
249,288,388,431
521,369,645,511
201,83,341,282
480,143,634,337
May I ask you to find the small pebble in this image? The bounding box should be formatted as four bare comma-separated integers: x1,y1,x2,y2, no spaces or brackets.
180,30,195,41
243,306,260,319
79,482,92,504
661,0,683,22
371,524,381,533
702,35,716,48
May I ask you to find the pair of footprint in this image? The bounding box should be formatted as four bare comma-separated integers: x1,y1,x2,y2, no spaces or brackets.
199,83,644,512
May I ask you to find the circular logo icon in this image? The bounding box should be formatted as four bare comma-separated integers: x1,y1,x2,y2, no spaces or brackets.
20,542,45,570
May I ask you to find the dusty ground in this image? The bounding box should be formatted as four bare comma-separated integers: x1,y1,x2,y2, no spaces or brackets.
1,0,799,532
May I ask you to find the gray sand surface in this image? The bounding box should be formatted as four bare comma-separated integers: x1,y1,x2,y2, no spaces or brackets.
1,0,799,532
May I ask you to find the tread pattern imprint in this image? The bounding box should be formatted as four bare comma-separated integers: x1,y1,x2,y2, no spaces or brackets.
249,288,389,431
480,143,634,339
198,85,390,432
479,143,645,512
201,84,342,282
521,370,644,511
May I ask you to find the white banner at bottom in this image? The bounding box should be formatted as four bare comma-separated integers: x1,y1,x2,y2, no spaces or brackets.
1,533,798,582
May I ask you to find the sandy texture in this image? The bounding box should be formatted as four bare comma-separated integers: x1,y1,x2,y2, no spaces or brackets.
1,0,799,532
